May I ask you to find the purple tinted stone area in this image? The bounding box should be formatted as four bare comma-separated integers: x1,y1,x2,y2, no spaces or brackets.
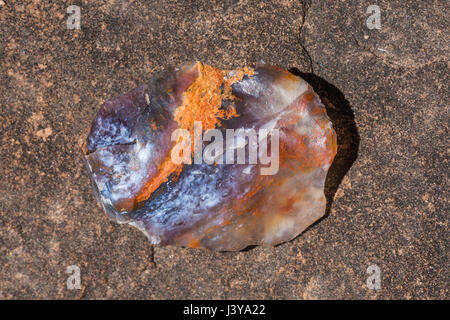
86,85,149,152
83,63,337,251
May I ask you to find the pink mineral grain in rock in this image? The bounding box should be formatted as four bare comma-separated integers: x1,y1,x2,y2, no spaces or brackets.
83,62,337,251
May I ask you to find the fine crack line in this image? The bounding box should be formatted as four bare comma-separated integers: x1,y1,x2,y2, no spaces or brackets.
150,244,157,268
299,0,314,73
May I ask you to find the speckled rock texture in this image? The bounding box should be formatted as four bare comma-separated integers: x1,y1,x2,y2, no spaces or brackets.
0,0,448,299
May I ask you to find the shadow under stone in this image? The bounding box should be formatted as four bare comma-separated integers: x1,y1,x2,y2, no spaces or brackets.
239,70,360,252
289,68,360,220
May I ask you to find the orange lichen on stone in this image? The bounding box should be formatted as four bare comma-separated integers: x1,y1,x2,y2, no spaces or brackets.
174,62,242,133
223,66,255,97
134,157,179,205
130,62,255,209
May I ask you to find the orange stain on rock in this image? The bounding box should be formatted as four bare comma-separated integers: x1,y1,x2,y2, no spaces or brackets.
174,62,242,134
221,219,232,226
188,239,200,248
118,63,255,211
135,156,180,204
